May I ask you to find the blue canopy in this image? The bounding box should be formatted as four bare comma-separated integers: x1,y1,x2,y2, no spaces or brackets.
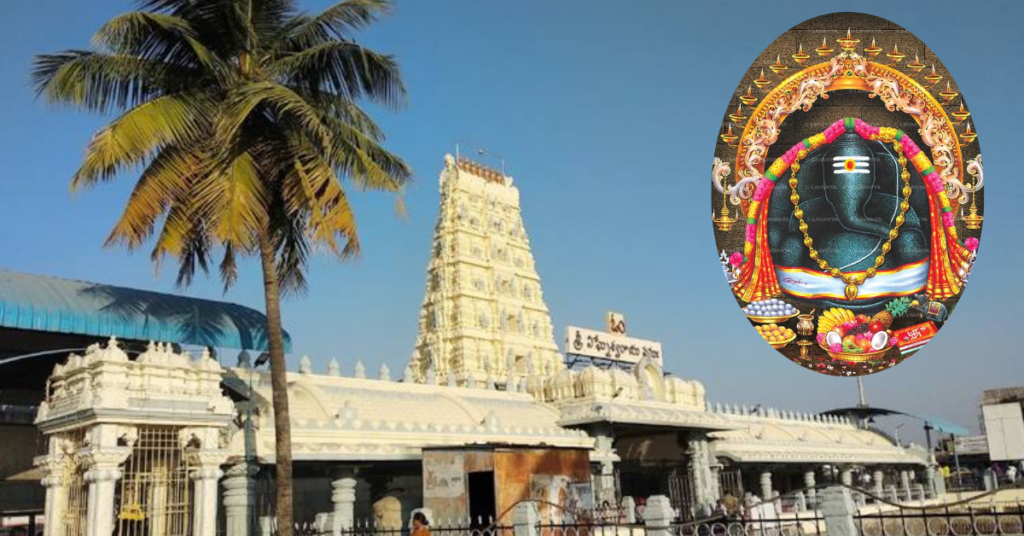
922,416,970,437
0,269,289,352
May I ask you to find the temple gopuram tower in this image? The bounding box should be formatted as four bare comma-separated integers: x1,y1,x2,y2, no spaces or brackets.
410,153,561,385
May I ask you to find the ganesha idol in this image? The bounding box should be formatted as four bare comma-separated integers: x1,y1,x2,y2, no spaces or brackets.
732,118,976,313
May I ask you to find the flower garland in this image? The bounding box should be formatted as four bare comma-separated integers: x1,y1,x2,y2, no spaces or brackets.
732,118,974,302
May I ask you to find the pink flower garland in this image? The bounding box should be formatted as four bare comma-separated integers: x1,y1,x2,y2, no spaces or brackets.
823,119,846,143
729,252,744,267
965,237,980,251
782,145,801,165
902,137,921,158
738,118,963,278
753,177,773,201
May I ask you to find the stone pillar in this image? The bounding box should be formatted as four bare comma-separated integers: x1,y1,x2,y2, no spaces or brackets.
804,470,817,506
642,496,675,536
872,469,884,498
759,471,773,502
899,470,912,500
685,433,720,511
192,463,224,536
820,486,858,536
512,502,540,536
331,468,358,535
620,497,637,523
82,448,131,536
223,463,258,536
840,468,853,487
594,461,616,504
886,484,898,501
37,453,68,536
794,491,807,512
590,425,619,505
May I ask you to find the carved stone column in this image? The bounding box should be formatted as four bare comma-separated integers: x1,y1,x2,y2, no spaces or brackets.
840,467,853,487
223,462,258,536
82,447,132,536
36,452,69,536
872,469,884,498
685,433,720,511
590,424,619,504
759,471,773,501
899,470,912,501
804,470,817,505
331,468,358,535
192,458,226,536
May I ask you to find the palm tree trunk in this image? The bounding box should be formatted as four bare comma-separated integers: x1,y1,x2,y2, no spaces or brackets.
259,234,294,536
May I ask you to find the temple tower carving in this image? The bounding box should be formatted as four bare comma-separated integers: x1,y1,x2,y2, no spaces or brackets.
409,154,561,384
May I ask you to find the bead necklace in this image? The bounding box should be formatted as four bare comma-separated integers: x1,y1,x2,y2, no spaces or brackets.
789,141,913,301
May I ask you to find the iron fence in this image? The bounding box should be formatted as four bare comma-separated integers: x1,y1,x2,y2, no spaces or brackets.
854,501,1024,536
538,522,646,536
672,510,825,536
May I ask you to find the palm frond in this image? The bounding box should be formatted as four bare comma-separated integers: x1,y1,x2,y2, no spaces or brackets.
32,51,187,113
218,81,334,155
93,11,230,79
320,112,411,192
270,40,405,108
271,208,310,295
72,91,212,189
283,0,391,48
106,146,207,250
279,135,359,258
194,150,270,251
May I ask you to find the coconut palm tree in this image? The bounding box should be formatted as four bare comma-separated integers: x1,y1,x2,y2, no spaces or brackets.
33,1,411,533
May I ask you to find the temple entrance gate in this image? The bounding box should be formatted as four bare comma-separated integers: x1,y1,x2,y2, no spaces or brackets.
114,427,195,536
33,340,234,536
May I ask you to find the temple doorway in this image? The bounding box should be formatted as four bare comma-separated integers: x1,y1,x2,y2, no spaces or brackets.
467,472,496,527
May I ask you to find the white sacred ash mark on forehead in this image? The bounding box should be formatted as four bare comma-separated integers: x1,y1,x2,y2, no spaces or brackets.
833,155,870,174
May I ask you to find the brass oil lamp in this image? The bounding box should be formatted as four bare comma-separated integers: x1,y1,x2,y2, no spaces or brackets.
739,86,758,107
836,29,859,52
864,37,882,59
792,43,810,66
951,101,971,123
815,37,834,58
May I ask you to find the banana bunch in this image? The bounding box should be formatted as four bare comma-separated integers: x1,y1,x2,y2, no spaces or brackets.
817,308,856,334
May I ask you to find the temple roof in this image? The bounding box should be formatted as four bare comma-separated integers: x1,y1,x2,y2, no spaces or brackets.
710,413,931,466
0,269,288,352
227,365,593,462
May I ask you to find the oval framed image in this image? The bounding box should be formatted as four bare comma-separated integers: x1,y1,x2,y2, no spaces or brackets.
711,13,984,376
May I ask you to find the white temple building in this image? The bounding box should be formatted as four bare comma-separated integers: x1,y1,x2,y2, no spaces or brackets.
31,154,940,536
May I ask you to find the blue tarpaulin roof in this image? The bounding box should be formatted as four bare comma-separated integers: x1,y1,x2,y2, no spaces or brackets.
0,269,289,352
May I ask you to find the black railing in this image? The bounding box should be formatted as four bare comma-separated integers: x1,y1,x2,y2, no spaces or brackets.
672,510,825,536
855,501,1024,536
538,522,646,536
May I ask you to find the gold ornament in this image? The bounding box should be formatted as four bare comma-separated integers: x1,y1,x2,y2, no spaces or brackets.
789,139,914,301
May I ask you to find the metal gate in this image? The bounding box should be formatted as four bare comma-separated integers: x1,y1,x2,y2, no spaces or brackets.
719,468,744,499
667,468,696,521
115,426,194,536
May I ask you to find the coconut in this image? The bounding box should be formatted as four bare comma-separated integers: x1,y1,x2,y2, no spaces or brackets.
870,331,889,351
825,331,843,348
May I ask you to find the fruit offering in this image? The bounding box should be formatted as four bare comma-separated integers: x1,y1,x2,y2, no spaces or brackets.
757,323,796,348
743,298,798,319
815,307,898,355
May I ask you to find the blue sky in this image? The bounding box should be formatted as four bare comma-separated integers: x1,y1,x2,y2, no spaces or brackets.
1,0,1021,440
